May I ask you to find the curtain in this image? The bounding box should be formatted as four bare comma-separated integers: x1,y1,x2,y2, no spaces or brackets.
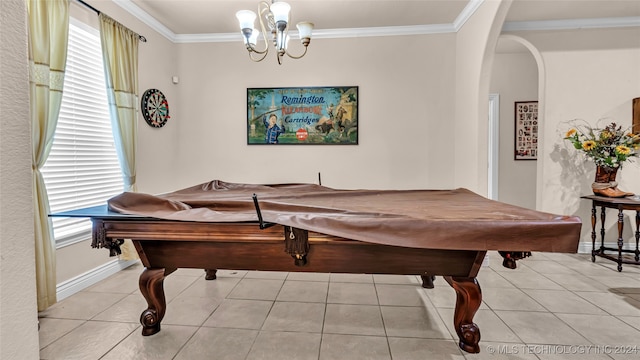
27,0,69,311
99,13,139,260
99,13,139,192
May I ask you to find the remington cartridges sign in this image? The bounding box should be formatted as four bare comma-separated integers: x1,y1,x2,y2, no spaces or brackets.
247,86,358,145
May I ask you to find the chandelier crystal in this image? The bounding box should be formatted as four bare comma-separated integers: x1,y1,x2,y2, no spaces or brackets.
236,1,314,65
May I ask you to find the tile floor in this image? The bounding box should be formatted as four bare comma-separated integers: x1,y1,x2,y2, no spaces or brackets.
38,252,640,359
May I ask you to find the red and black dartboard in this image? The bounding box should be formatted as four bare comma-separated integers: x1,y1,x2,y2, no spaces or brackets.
141,88,170,128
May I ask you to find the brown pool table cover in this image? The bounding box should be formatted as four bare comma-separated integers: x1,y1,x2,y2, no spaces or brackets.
107,180,581,253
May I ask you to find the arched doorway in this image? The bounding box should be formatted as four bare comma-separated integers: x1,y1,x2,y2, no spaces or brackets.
488,35,544,209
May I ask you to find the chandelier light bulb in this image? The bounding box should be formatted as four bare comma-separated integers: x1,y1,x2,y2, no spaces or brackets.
236,10,256,30
270,2,291,24
248,29,260,46
296,21,313,40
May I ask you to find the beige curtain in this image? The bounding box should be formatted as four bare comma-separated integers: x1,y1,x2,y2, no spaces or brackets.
99,13,139,260
99,13,138,192
27,0,69,311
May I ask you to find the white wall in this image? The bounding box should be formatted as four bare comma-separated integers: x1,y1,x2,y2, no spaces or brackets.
490,50,538,208
0,0,40,359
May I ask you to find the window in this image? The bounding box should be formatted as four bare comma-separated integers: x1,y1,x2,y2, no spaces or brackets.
42,18,124,248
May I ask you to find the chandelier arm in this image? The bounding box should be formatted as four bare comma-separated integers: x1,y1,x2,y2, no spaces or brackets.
281,7,310,61
276,14,291,62
258,1,273,49
246,43,268,55
241,1,272,56
249,50,269,62
284,45,309,60
260,1,275,30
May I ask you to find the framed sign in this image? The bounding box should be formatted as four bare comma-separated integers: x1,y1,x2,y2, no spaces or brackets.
514,101,538,160
633,97,640,133
247,86,358,145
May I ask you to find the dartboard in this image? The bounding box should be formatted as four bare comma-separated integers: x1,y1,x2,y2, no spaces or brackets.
141,89,170,128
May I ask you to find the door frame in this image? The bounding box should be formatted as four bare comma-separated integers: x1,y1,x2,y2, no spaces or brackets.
488,93,500,200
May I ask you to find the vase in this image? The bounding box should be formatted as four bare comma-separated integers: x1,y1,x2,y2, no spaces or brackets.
592,165,634,197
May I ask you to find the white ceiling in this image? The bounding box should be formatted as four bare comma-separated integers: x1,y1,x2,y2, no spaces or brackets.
122,0,640,36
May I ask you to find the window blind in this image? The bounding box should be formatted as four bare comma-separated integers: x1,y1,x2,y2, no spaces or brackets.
42,19,124,247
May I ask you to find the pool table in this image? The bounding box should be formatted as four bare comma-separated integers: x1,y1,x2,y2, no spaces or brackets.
53,181,582,354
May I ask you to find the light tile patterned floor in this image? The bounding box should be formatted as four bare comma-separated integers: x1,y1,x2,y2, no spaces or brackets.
38,252,640,359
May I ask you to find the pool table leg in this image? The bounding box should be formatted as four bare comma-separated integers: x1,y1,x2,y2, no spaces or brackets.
139,267,176,336
444,276,482,354
204,269,217,280
420,274,435,288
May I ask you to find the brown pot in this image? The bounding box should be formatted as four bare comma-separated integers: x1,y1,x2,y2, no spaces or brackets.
592,165,633,197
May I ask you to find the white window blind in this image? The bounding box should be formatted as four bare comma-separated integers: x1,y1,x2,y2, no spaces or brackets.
42,19,124,248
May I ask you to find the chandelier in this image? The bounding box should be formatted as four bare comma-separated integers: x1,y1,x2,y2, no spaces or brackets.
236,1,314,65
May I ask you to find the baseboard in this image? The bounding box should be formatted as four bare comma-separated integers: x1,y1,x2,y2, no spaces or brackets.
578,241,637,254
56,259,139,301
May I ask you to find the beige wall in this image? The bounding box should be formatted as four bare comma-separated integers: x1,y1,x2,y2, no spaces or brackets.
511,27,640,246
54,0,180,282
55,0,513,292
170,35,458,191
0,0,40,359
60,0,640,297
82,1,181,195
56,240,120,282
454,0,512,194
490,50,538,208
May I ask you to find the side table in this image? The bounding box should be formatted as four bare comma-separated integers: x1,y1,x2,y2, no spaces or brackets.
581,195,640,271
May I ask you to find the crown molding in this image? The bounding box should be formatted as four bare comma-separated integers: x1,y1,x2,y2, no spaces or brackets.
503,16,640,32
113,0,177,42
114,0,639,44
174,33,238,43
313,24,457,39
172,24,457,44
453,0,484,31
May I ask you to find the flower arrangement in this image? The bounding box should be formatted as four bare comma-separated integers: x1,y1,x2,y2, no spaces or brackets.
564,122,639,169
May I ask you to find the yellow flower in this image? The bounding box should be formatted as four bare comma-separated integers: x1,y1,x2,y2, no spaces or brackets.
616,145,631,155
564,122,637,166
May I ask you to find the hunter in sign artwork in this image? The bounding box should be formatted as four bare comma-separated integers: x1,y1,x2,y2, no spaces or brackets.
247,86,358,145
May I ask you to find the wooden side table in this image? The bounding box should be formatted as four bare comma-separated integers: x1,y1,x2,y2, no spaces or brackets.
581,195,640,271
